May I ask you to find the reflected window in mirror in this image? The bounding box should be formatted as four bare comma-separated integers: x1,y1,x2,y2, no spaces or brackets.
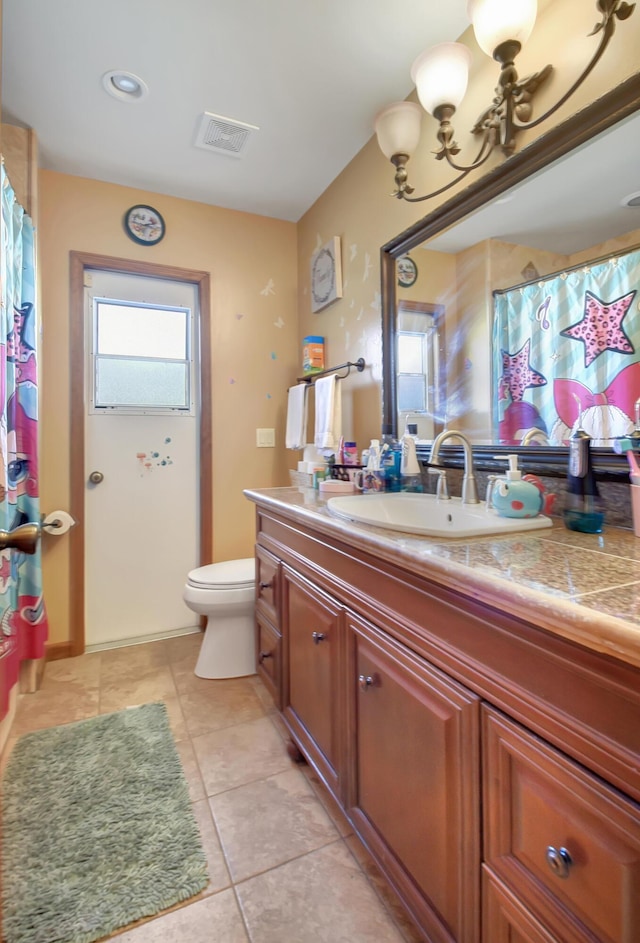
396,300,444,441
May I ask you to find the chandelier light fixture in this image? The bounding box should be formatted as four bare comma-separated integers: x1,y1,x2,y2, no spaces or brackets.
374,0,635,203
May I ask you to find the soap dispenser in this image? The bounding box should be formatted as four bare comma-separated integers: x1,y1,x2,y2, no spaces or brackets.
400,433,423,492
491,454,555,519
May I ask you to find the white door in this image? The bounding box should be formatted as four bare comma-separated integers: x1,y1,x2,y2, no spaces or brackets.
84,270,199,648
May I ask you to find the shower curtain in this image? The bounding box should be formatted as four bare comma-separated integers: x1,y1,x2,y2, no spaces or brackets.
493,247,640,445
0,166,48,722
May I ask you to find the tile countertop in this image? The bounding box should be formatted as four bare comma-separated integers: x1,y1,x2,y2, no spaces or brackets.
245,487,640,671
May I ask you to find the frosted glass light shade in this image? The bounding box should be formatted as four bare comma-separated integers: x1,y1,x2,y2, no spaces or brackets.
468,0,537,57
374,101,423,160
410,43,472,116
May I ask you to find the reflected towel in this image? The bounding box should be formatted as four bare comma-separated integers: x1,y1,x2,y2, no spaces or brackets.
314,375,342,452
285,383,309,450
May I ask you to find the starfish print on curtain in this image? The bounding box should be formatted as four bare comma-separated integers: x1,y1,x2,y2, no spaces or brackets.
560,289,636,367
500,338,547,402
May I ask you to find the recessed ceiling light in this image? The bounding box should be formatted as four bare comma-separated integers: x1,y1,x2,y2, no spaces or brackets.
621,190,640,208
102,70,148,102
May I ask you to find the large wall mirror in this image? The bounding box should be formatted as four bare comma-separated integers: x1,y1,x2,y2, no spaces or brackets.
381,76,640,477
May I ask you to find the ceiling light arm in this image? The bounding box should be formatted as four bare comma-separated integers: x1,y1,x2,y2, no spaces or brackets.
433,105,497,171
472,1,635,152
390,115,497,202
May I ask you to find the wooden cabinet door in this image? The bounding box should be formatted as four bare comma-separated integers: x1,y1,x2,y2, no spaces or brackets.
255,545,280,626
282,566,343,796
346,614,481,943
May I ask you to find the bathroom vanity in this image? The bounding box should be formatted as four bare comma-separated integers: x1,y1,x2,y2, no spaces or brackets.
246,486,640,943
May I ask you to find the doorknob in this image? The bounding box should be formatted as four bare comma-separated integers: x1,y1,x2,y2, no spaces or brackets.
89,470,104,484
0,522,40,554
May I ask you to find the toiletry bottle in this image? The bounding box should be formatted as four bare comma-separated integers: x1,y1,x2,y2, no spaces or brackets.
381,423,401,491
565,428,604,532
343,441,358,465
400,433,423,492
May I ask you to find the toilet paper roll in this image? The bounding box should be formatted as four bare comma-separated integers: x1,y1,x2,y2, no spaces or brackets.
42,510,76,535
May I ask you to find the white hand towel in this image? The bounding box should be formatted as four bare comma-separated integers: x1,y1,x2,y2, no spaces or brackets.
314,375,342,452
285,383,308,450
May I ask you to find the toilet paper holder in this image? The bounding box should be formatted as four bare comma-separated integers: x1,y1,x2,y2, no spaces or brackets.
41,510,76,535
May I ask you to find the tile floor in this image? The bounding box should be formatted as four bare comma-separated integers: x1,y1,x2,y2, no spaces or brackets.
2,633,424,943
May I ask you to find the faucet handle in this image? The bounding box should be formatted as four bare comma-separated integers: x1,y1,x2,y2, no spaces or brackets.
428,466,450,500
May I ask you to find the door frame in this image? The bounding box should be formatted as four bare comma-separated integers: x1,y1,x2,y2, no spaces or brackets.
68,252,212,656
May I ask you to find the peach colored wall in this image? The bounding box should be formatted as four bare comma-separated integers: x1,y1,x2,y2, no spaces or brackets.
296,1,640,450
38,171,298,645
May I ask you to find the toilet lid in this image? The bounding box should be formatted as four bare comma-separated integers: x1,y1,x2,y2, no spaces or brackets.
187,557,255,589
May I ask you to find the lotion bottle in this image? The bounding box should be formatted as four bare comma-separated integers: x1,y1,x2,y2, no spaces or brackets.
400,434,423,492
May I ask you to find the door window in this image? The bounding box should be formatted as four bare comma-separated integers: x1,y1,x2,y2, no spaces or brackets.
91,299,193,413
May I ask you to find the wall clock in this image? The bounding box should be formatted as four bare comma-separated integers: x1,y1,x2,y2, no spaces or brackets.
310,236,343,312
123,205,166,246
397,255,418,288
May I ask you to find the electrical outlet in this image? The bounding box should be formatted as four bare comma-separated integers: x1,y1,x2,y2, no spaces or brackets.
256,428,276,448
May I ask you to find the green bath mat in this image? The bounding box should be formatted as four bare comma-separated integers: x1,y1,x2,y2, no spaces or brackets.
1,702,207,943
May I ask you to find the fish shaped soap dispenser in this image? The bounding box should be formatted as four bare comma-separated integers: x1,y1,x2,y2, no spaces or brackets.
491,454,555,519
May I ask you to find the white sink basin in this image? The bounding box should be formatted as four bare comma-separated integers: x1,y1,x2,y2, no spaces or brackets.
326,493,553,539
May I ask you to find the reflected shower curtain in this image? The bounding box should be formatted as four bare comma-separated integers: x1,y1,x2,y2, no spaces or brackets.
0,166,48,721
493,248,640,445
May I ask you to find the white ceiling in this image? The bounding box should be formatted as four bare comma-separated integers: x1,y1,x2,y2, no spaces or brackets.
1,0,471,222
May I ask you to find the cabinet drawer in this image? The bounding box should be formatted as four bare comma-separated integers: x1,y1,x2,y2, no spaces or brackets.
483,706,640,943
256,546,279,624
483,866,578,943
255,612,281,709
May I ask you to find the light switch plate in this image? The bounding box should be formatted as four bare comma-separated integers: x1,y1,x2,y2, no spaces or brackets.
256,428,276,448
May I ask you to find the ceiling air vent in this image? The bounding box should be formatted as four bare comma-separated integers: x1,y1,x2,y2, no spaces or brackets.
194,112,259,158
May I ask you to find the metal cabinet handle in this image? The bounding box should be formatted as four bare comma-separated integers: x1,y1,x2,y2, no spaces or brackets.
358,674,375,691
312,631,326,644
546,846,573,879
258,650,273,663
89,470,104,484
259,580,273,590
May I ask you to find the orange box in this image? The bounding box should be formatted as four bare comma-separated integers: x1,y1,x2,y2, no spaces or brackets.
303,336,324,374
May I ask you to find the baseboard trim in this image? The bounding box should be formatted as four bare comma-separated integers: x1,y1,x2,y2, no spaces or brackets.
46,641,74,662
85,626,202,654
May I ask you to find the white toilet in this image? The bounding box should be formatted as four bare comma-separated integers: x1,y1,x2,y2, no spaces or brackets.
183,558,256,679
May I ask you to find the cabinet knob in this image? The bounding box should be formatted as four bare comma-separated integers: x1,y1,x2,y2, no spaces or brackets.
259,580,273,590
358,674,375,691
545,845,573,879
258,650,273,663
312,631,326,644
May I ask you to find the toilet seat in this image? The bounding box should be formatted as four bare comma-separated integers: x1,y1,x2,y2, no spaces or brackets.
187,557,255,590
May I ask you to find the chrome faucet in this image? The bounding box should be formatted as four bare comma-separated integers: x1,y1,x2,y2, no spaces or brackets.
521,427,548,446
428,430,479,505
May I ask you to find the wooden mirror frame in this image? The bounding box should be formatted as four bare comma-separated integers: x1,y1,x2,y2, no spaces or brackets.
380,74,640,479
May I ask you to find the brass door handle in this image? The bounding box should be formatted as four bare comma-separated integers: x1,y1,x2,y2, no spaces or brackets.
89,470,104,484
0,522,40,554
